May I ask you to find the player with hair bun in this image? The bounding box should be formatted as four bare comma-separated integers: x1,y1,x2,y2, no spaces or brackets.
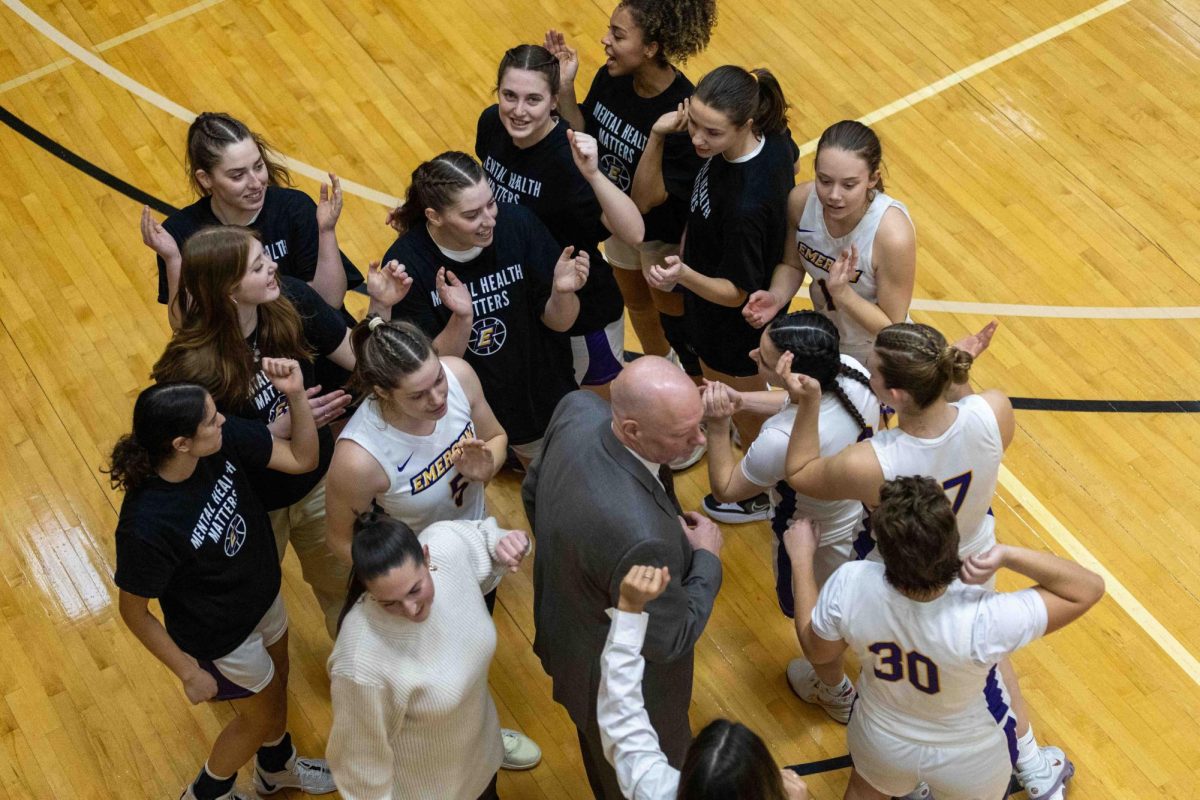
547,0,718,412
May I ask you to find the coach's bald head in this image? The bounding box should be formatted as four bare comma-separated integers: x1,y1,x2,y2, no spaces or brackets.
611,356,705,465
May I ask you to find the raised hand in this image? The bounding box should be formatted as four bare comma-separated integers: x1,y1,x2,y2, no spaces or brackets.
825,243,859,300
436,267,474,317
367,259,413,307
782,517,820,561
553,247,590,293
182,665,219,705
644,254,686,292
618,565,672,613
495,529,531,572
567,129,599,178
773,351,822,405
451,438,496,482
317,173,343,233
261,357,305,396
701,380,743,420
959,544,1006,585
139,205,180,261
743,289,787,328
543,29,579,85
651,99,689,137
953,319,1000,360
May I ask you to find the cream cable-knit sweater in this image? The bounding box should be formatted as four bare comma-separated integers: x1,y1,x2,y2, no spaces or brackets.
326,518,512,800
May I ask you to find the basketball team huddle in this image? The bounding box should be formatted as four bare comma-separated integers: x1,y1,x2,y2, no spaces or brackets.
110,2,1105,799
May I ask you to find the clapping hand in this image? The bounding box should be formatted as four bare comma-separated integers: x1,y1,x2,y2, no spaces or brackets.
139,206,180,262
743,289,786,328
543,29,579,85
262,357,305,396
367,259,413,307
824,244,859,302
553,247,590,293
308,386,352,429
952,319,999,360
316,173,343,233
451,438,496,482
651,99,689,137
645,255,686,292
436,267,473,317
780,769,810,800
495,529,531,572
618,565,672,613
773,351,822,405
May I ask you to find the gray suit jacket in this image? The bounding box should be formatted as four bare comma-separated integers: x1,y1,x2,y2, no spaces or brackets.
523,391,723,748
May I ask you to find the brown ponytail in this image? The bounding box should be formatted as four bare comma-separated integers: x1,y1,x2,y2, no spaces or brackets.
873,323,972,408
693,65,789,136
392,152,486,236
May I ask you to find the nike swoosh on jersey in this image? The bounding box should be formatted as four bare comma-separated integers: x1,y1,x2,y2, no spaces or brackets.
397,453,413,472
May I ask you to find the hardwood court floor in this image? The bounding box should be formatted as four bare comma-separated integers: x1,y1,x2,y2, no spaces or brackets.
1,0,1199,797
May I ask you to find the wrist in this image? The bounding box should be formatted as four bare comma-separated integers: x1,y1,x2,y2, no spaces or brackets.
617,598,644,614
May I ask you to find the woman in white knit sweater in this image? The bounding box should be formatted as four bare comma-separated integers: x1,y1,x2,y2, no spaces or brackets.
326,510,531,800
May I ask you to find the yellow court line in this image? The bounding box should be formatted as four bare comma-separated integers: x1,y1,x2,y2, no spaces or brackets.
0,0,226,95
794,0,1133,157
999,464,1200,686
0,0,401,207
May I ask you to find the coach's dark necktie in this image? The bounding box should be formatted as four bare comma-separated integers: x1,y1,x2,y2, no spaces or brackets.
657,463,681,514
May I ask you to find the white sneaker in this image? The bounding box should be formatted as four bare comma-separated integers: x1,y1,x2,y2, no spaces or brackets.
670,441,707,471
501,728,542,770
178,784,252,800
702,492,770,524
253,755,336,795
1016,745,1074,799
900,782,931,799
786,658,856,724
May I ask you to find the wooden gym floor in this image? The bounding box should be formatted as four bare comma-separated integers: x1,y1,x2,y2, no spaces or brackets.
0,0,1198,797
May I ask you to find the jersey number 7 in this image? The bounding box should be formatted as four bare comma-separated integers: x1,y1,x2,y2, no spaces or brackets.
942,471,972,515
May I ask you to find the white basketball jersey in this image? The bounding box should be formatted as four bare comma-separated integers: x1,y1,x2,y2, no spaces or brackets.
741,356,876,546
338,362,486,532
868,395,1002,558
813,561,1046,746
796,189,913,365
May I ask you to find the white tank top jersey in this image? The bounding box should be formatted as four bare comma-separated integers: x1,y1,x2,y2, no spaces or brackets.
796,189,914,366
740,355,877,546
868,394,1003,558
813,560,1047,746
338,362,486,532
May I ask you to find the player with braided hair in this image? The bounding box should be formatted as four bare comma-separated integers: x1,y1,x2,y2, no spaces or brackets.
702,312,876,606
546,1,718,403
777,321,1076,800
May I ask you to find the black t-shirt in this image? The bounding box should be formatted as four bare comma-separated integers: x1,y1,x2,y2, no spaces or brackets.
230,276,346,511
581,67,701,244
155,185,363,304
114,416,278,660
682,132,799,372
384,204,576,445
475,105,623,335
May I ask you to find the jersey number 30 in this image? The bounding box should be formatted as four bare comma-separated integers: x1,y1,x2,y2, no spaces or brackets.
868,642,941,694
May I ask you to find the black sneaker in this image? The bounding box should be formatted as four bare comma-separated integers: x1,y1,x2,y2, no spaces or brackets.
702,492,770,524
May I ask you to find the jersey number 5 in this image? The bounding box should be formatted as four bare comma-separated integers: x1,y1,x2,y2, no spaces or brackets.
450,474,468,507
868,642,941,695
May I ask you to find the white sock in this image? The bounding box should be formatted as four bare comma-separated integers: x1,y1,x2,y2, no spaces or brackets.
1015,724,1042,773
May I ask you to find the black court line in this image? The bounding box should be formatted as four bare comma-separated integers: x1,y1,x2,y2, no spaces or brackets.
784,755,1022,796
0,105,178,217
2,105,1195,413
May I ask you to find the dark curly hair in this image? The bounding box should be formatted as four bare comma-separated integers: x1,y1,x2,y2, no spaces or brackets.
619,0,718,64
873,476,963,596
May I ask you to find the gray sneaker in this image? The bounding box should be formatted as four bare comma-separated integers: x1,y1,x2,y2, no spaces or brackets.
786,658,856,724
702,492,770,524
